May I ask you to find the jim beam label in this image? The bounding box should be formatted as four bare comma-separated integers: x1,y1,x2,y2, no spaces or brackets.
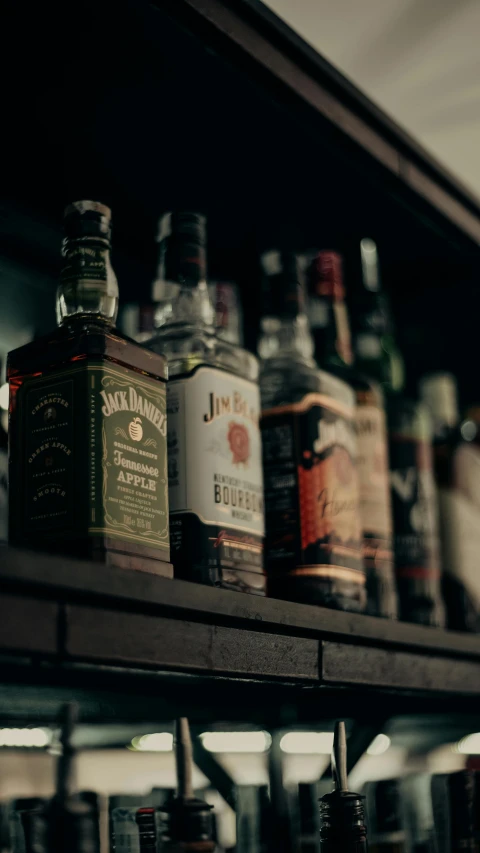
355,405,393,568
261,393,364,583
389,435,440,580
22,362,169,552
167,366,264,574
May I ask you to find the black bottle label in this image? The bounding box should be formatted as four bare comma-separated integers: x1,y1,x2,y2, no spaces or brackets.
261,392,364,585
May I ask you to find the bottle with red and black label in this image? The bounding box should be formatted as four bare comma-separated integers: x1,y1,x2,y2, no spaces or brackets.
146,213,264,594
259,250,366,612
388,396,445,627
307,249,397,619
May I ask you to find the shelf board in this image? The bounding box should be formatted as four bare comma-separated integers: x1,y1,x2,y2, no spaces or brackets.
1,546,480,701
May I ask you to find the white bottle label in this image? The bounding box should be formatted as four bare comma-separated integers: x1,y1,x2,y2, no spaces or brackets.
167,366,264,537
355,404,392,539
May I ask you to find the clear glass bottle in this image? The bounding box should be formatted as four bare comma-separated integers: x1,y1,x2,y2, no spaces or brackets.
350,238,404,395
388,396,445,627
421,373,480,632
308,249,397,619
7,201,171,575
259,250,365,612
146,213,265,593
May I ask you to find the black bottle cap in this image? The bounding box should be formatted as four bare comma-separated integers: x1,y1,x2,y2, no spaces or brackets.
157,212,207,284
63,201,111,242
261,249,305,317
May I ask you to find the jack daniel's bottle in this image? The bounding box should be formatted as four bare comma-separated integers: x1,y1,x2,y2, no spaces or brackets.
259,251,365,612
8,202,171,575
308,250,397,619
147,213,265,593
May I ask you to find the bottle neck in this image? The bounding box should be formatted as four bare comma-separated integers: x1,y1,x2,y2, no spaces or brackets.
310,292,353,368
56,236,118,326
152,274,215,330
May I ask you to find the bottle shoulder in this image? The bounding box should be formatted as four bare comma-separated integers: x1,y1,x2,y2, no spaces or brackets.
8,319,167,382
146,325,259,382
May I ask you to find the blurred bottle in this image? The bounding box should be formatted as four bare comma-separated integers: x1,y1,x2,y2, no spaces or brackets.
388,397,445,627
421,373,480,632
431,771,476,853
0,358,7,543
209,281,244,346
350,238,404,395
297,783,320,853
308,249,397,619
365,780,406,853
235,785,269,853
259,250,365,612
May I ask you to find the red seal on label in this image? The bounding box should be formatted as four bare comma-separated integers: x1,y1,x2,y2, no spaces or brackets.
227,422,250,465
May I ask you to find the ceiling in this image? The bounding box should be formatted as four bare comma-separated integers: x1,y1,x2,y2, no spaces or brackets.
265,0,480,200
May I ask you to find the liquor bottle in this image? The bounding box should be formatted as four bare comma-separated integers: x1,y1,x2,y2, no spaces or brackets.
7,201,171,575
146,213,264,593
135,810,157,853
235,786,270,853
319,722,368,853
431,771,477,853
421,373,480,632
308,250,397,618
297,784,320,853
259,250,365,612
388,395,445,627
161,719,215,853
0,361,7,543
350,238,404,394
365,780,406,853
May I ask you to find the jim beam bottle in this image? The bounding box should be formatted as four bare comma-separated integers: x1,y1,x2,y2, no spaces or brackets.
319,722,368,853
308,250,397,618
421,373,480,632
147,213,264,593
388,396,445,627
7,202,171,575
259,251,365,612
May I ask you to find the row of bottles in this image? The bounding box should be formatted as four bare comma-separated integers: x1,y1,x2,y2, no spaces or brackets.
5,201,480,630
3,711,479,853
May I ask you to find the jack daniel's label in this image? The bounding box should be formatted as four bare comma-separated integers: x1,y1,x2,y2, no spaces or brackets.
261,393,364,584
167,366,264,589
19,361,169,553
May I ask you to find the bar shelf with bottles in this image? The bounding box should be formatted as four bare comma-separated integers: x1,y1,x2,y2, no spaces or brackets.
3,0,480,709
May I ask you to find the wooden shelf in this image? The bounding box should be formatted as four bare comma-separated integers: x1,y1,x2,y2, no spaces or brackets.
1,547,480,705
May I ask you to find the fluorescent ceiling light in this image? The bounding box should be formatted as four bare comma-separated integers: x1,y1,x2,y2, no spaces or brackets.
280,732,334,754
0,728,51,748
456,732,480,754
367,734,391,756
130,732,173,752
200,731,271,753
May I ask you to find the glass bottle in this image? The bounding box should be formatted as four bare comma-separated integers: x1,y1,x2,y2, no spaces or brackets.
259,250,365,612
146,212,264,593
7,201,171,575
388,396,445,627
319,722,368,853
308,249,397,618
366,779,407,853
421,373,480,632
350,238,404,394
